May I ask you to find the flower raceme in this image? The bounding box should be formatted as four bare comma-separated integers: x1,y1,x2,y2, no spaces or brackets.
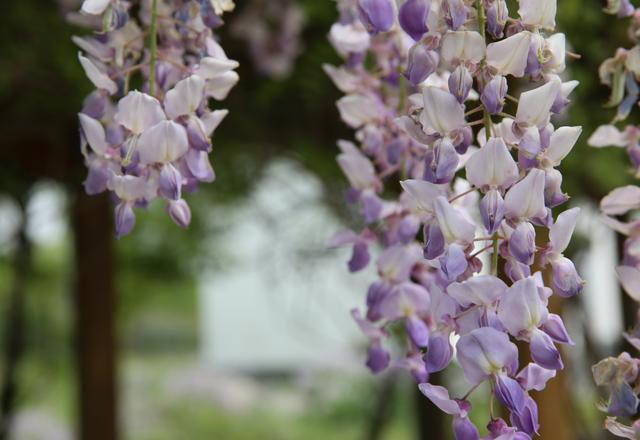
74,0,238,237
327,0,582,437
589,2,640,438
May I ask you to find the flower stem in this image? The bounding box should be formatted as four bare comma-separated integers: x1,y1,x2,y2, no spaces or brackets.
476,0,500,275
148,0,159,97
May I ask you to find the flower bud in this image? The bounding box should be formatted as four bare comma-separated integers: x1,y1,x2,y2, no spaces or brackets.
511,396,539,436
442,0,468,31
495,373,526,414
424,332,453,373
115,202,136,239
159,163,183,200
486,0,508,39
541,313,574,344
399,0,430,41
424,138,459,184
405,44,439,85
480,189,505,234
167,199,191,228
406,315,430,348
452,417,480,440
366,342,390,373
361,190,383,224
530,329,563,370
366,281,392,321
424,222,445,259
357,0,395,35
398,215,421,244
550,255,584,297
349,241,371,272
187,117,212,151
509,222,536,265
439,243,468,282
480,75,507,115
449,65,473,103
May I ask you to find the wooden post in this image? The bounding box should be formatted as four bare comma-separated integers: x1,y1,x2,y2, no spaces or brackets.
72,190,117,440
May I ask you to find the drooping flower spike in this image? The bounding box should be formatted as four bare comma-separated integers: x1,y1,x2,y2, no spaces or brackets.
74,0,238,237
327,0,582,436
589,2,640,437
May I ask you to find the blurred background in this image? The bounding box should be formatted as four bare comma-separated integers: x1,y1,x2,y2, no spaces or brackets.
0,0,636,439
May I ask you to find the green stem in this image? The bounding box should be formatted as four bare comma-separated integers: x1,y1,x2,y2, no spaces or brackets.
148,0,159,97
476,0,500,275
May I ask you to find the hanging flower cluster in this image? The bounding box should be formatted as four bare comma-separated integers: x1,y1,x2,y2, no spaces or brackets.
327,0,582,437
73,0,238,237
589,2,640,438
230,0,305,79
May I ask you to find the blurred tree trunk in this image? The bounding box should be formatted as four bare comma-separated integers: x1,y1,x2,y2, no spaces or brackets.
0,196,31,440
415,372,446,440
73,190,117,440
366,372,398,440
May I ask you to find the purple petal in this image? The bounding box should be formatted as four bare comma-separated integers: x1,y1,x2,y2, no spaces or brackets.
357,0,395,34
541,313,574,345
449,65,473,104
508,222,536,266
366,342,391,373
516,363,556,391
115,202,135,239
159,163,183,201
530,329,563,371
480,189,505,235
406,45,439,86
495,373,526,414
424,332,453,373
349,241,371,272
167,199,191,229
418,383,464,416
399,0,430,41
406,315,430,348
452,417,480,440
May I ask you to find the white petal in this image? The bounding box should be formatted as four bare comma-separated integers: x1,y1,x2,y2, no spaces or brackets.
108,173,147,201
440,31,486,66
337,95,380,128
447,275,508,307
549,207,580,254
420,87,466,135
518,0,557,28
337,151,377,190
201,110,229,136
515,80,561,128
205,71,239,100
81,0,111,15
323,64,361,94
164,75,206,119
329,22,371,55
486,31,532,78
78,113,108,156
600,186,640,216
115,91,166,135
78,53,118,95
545,33,566,74
588,125,628,147
194,57,239,80
617,266,640,302
137,121,189,164
545,126,582,166
504,169,547,220
497,277,547,336
626,46,640,79
465,137,518,189
433,196,476,245
400,180,447,214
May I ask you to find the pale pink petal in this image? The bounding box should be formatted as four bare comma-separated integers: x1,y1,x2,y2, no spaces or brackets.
486,31,532,78
137,121,189,164
78,53,118,95
601,186,640,216
164,75,206,119
115,91,166,135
